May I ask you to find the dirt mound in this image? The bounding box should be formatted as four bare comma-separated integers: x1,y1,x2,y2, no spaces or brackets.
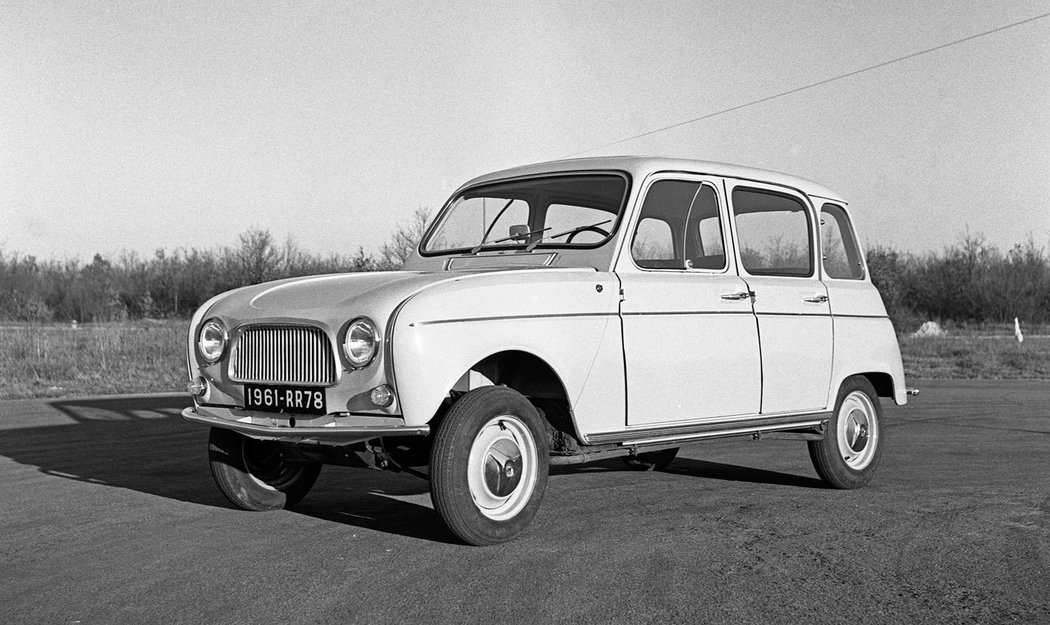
912,321,945,337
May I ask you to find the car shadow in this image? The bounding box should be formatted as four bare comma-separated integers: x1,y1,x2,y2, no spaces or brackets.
0,395,457,542
662,457,826,488
552,456,826,489
0,395,221,505
290,468,455,543
1,395,824,545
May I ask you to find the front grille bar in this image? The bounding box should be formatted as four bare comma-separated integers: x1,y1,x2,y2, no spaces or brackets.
230,325,336,385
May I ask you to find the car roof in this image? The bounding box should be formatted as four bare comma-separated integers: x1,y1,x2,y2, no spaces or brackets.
458,156,847,204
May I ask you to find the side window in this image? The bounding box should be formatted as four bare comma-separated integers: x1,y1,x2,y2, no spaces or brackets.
820,203,865,279
632,218,675,262
632,180,726,270
686,185,726,270
732,188,813,277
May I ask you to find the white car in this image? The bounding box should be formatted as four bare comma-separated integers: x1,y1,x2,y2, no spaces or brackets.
183,156,909,545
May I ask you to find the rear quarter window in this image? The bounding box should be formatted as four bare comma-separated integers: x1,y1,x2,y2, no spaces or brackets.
820,203,865,280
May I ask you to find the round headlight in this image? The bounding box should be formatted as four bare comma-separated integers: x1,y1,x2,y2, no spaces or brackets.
343,318,378,367
197,319,228,363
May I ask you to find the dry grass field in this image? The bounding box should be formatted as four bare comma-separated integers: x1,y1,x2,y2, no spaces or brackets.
900,333,1050,379
1,320,1047,400
0,320,186,399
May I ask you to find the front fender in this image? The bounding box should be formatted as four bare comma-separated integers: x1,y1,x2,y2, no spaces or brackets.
388,270,625,436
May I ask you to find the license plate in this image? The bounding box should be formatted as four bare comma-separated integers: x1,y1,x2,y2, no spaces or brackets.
244,384,327,415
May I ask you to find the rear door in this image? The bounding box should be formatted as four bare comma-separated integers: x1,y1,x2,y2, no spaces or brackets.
726,181,833,414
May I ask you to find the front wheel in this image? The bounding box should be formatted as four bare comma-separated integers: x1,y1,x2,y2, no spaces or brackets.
209,427,321,511
430,386,549,545
809,376,883,489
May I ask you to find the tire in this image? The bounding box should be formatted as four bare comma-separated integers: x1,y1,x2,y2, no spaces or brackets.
429,386,549,546
809,376,883,489
622,447,679,471
209,427,321,511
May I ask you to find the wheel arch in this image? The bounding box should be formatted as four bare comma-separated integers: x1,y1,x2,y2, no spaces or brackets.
392,326,585,434
468,349,571,402
857,371,895,399
464,349,582,447
829,370,898,409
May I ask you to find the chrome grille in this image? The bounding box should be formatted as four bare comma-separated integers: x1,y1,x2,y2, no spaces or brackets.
229,325,336,385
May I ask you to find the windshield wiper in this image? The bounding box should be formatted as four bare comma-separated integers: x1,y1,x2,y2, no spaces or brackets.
525,219,613,251
469,199,517,254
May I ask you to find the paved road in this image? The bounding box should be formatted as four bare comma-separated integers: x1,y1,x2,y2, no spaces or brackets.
1,381,1047,624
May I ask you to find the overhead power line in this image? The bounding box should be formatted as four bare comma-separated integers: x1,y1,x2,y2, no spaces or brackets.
565,11,1050,157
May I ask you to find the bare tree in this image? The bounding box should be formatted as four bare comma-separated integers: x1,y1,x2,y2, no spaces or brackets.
378,206,432,270
233,228,285,285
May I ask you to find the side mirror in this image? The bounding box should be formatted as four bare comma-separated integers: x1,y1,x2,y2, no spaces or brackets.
508,224,530,241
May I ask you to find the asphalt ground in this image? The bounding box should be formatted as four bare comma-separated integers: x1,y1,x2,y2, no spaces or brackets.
1,380,1047,624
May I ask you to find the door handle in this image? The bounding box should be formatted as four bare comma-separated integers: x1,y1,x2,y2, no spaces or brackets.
803,294,829,303
721,291,753,301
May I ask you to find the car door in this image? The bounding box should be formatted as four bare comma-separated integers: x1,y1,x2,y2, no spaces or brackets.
617,174,762,427
725,180,833,414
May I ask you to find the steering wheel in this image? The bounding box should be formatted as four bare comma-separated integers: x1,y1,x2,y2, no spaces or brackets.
565,226,609,244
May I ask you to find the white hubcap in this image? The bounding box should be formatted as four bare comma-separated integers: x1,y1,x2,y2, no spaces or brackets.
837,391,878,470
467,415,538,521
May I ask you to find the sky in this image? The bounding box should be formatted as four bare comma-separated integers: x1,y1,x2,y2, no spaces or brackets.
2,0,1049,261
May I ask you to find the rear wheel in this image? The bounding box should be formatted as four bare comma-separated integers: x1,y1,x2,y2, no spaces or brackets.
430,386,549,545
622,447,679,471
209,427,321,511
809,376,883,489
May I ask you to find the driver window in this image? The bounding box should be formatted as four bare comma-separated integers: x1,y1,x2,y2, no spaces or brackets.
632,180,726,270
686,185,726,270
632,218,674,262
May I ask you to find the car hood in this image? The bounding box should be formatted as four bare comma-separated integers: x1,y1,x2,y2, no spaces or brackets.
203,271,448,321
200,266,604,331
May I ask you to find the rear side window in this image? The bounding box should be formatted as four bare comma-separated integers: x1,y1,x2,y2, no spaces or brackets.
732,188,813,277
820,203,865,279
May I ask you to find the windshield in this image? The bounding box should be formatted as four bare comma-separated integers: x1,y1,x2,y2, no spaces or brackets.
421,174,629,255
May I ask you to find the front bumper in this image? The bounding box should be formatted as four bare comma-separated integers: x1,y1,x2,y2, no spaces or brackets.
182,404,430,445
